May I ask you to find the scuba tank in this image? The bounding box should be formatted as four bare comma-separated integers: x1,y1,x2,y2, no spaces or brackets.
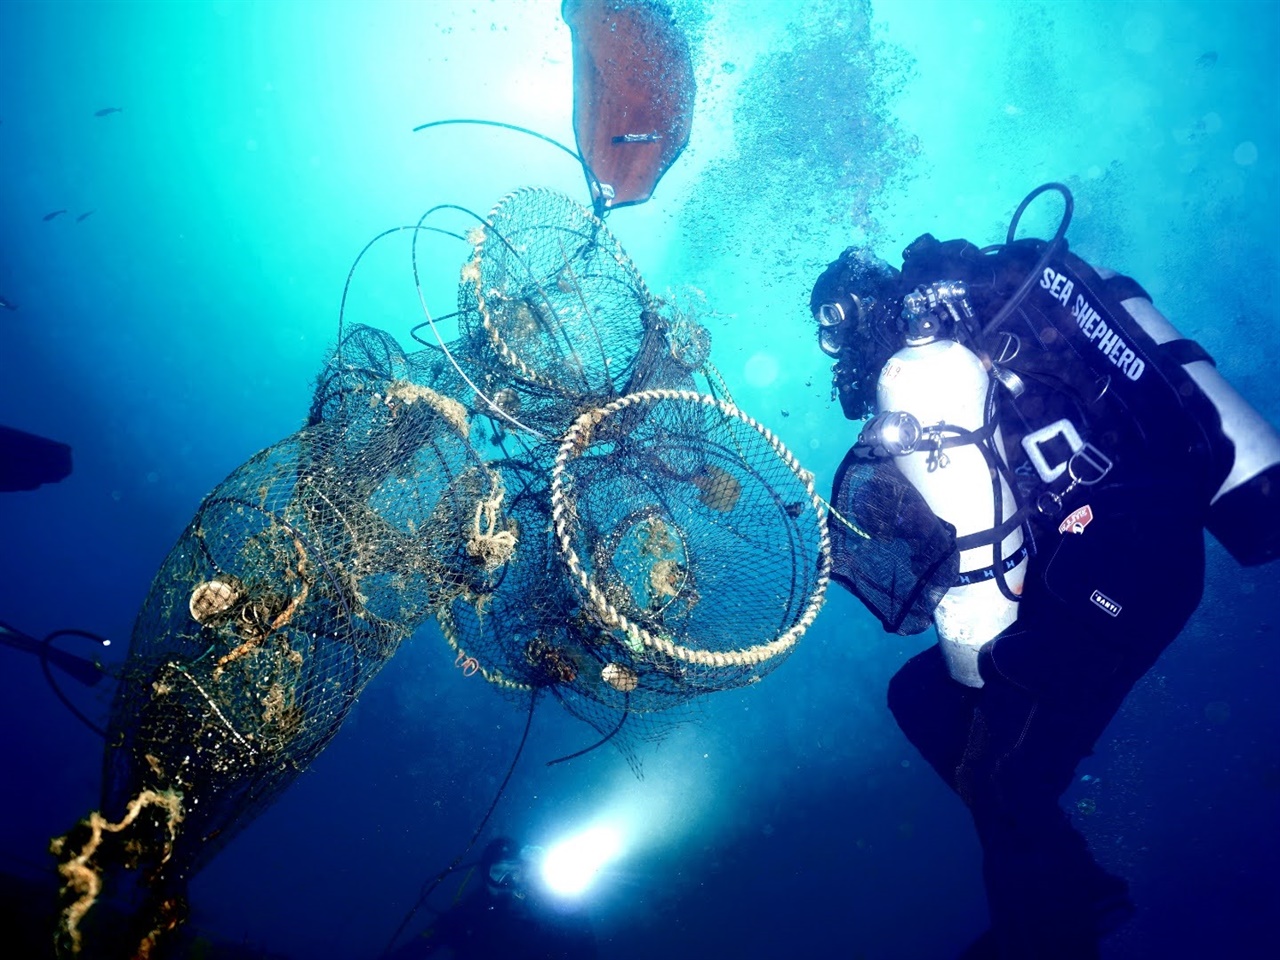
819,183,1280,682
871,284,1027,687
894,183,1280,567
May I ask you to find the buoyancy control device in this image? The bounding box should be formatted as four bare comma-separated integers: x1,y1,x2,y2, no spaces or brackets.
820,183,1280,684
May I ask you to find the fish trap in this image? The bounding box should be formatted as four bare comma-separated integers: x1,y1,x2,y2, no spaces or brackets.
455,188,697,435
550,389,830,696
56,377,513,957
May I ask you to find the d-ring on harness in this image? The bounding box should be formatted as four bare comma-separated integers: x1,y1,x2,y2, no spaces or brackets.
1021,418,1113,517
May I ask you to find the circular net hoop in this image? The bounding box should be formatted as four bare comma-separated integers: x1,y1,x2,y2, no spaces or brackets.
447,191,714,439
459,189,659,397
550,389,831,689
310,325,412,425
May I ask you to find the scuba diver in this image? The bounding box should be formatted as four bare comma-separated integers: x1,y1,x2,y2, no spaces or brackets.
809,183,1280,959
390,837,599,960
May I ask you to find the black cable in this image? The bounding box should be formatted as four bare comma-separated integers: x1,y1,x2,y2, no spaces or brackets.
412,119,582,166
411,119,602,216
545,692,630,767
980,182,1074,338
408,311,461,351
1007,182,1074,248
40,629,113,739
335,223,469,389
381,688,540,957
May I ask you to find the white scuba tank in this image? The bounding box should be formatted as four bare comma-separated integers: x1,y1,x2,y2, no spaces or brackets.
877,338,1027,687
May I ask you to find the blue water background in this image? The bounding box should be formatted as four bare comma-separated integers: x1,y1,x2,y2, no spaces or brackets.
1,1,1277,957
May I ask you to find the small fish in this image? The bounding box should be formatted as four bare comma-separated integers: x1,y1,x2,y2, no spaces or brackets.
611,132,662,144
76,210,95,222
94,106,123,117
1195,51,1218,69
43,209,67,221
0,295,17,311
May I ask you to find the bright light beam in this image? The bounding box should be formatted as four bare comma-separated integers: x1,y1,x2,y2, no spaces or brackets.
540,824,623,897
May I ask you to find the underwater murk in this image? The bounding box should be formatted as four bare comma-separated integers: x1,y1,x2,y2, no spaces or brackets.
0,2,1276,959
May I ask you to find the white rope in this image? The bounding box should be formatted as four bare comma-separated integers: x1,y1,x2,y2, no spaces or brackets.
549,389,830,667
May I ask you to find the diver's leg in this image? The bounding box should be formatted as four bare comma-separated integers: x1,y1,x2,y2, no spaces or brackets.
962,562,1202,956
962,631,1137,960
959,492,1208,958
887,643,981,794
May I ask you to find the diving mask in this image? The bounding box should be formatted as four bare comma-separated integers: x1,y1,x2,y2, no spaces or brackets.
814,294,874,357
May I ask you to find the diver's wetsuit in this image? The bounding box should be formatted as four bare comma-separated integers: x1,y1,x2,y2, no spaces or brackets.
888,473,1207,959
812,214,1273,958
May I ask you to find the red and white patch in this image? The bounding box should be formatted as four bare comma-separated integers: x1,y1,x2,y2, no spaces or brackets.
1058,504,1094,535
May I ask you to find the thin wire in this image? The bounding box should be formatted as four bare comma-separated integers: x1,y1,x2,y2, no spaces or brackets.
407,205,553,441
546,691,630,766
334,223,467,391
408,312,460,351
411,118,602,215
412,119,582,166
40,629,113,739
381,689,540,957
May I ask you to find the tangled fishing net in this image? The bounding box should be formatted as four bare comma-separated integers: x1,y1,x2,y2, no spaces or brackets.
551,389,828,676
52,188,828,957
455,189,706,434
